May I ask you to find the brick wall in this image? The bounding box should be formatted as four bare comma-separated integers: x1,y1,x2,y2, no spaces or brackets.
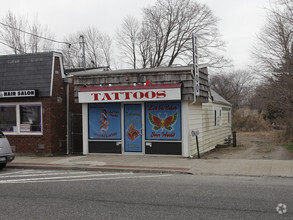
2,56,75,155
47,56,67,154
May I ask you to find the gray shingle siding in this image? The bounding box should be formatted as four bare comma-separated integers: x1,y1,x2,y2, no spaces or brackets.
72,65,210,103
0,52,54,97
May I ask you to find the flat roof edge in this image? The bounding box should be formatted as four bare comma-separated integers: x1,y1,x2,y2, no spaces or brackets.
71,64,208,76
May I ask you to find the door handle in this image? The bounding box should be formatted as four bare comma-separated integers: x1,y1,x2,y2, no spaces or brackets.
140,128,143,136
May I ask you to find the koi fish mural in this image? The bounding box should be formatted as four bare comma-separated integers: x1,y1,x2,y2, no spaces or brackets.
126,123,140,141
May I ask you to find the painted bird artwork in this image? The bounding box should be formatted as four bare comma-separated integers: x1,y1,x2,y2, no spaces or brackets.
148,111,177,131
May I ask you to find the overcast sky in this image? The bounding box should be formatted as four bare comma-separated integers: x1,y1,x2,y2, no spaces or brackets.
0,0,270,69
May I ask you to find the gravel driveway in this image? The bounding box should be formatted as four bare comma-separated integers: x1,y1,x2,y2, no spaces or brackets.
203,131,293,160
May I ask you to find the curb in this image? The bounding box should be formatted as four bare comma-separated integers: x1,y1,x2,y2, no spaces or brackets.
7,164,193,175
7,165,293,178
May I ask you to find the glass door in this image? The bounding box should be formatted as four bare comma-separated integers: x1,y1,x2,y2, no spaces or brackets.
124,104,142,152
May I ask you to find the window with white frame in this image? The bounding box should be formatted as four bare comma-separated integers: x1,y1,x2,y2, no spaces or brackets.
0,103,42,134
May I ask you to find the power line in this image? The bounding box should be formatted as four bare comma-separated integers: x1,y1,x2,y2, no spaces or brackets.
0,21,71,47
0,41,26,53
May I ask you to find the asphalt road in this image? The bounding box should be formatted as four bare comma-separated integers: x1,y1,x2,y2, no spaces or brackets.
0,169,292,219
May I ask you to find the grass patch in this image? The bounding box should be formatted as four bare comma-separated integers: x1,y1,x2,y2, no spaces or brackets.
282,143,293,152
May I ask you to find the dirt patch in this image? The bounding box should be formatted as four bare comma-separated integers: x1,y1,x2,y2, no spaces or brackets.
202,131,293,160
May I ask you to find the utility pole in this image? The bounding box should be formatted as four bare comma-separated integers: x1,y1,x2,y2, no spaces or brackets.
79,35,86,71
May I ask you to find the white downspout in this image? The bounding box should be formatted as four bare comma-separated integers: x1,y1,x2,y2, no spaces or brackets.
66,82,70,155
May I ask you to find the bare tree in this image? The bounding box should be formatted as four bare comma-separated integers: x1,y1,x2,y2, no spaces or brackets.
0,11,54,54
116,16,140,69
97,32,112,67
271,0,293,23
117,0,229,69
210,70,255,109
252,0,293,139
28,15,54,53
0,11,28,54
62,27,112,69
137,22,152,68
62,33,84,69
253,11,293,75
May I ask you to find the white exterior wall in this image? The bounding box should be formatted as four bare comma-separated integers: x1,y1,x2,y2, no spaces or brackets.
181,101,190,157
187,101,232,156
187,102,204,156
201,102,232,153
82,103,89,155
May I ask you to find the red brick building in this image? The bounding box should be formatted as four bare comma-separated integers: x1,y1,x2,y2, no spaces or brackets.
0,52,79,155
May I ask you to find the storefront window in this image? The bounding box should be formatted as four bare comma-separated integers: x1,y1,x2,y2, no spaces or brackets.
88,103,121,140
0,103,42,134
0,106,16,132
145,102,181,140
20,105,42,132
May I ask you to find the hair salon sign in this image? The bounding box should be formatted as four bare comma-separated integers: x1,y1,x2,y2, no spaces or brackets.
78,84,181,103
0,90,37,98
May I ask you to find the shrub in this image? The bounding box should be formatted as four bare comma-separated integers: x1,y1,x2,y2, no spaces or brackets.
232,108,271,132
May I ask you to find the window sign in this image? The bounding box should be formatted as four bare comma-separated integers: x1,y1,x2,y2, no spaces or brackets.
89,103,121,139
145,102,181,140
20,105,42,132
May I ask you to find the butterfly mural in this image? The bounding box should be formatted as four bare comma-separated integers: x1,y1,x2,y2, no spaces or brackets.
148,111,177,131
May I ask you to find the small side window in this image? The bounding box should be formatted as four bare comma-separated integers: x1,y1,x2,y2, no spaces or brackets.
214,109,217,127
219,109,222,126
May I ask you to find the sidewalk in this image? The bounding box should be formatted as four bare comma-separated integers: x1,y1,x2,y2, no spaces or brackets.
7,155,293,177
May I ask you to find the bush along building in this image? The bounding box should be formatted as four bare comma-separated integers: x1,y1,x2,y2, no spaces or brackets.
0,52,79,155
73,65,232,157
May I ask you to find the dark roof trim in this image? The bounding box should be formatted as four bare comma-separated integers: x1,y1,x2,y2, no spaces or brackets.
71,64,208,76
65,66,110,74
80,83,182,92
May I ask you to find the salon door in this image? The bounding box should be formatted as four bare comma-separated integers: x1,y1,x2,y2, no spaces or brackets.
124,104,142,152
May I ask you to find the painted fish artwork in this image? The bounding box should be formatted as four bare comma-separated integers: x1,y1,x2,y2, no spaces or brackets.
148,111,177,131
127,123,140,141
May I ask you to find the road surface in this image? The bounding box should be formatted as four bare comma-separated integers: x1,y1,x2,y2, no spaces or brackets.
0,169,292,219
